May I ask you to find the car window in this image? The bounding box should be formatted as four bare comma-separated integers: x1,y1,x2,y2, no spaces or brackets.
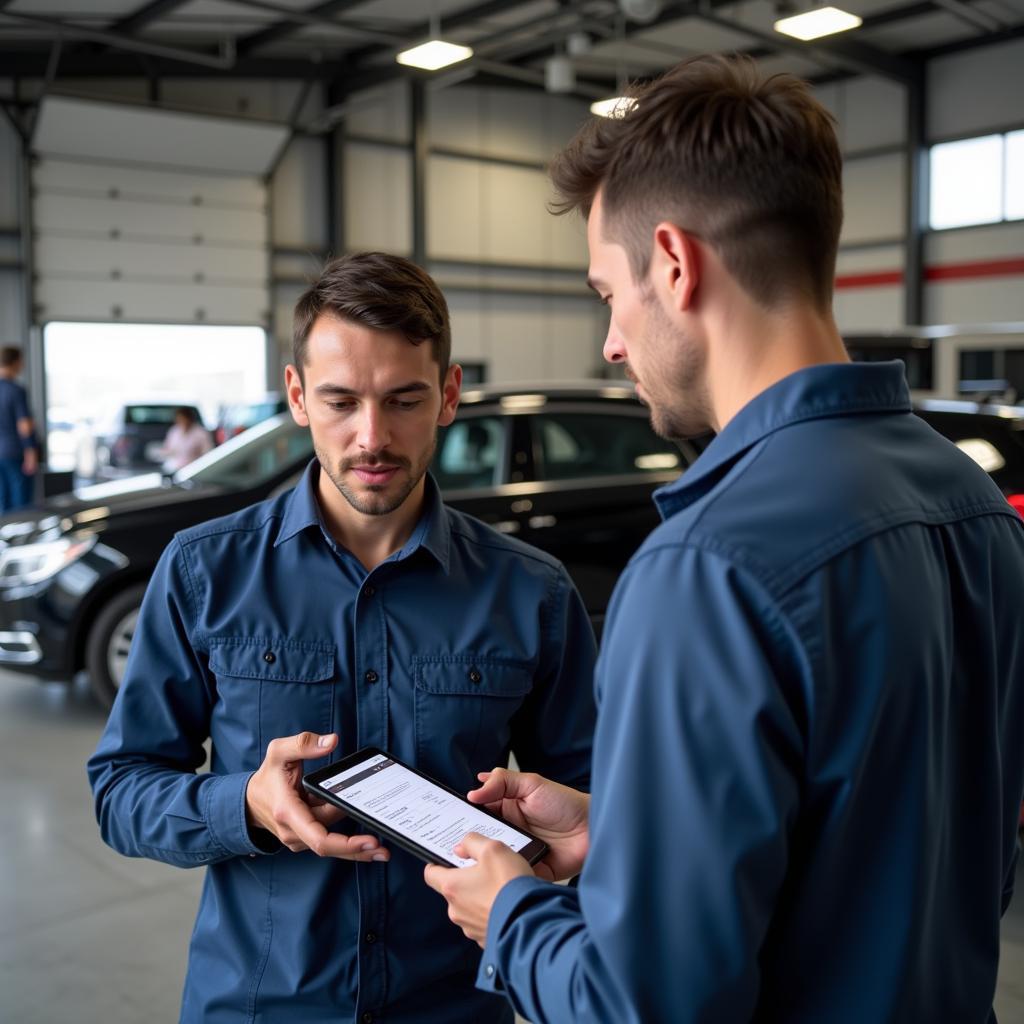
432,416,504,490
125,405,186,426
534,412,683,481
178,415,313,488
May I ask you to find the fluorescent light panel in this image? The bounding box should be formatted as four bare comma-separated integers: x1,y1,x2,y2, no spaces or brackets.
396,39,473,71
773,6,862,40
590,96,637,118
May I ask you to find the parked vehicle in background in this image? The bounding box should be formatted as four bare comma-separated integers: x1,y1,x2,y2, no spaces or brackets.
85,402,209,480
214,393,288,444
6,387,1020,710
0,382,701,707
914,398,1024,515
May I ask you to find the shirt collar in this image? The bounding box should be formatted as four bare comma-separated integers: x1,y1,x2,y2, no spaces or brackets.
654,361,912,520
275,459,452,573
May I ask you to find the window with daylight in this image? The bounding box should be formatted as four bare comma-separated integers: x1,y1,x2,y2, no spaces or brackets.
929,130,1024,230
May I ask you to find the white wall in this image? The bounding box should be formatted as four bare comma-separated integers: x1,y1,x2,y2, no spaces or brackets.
335,79,600,383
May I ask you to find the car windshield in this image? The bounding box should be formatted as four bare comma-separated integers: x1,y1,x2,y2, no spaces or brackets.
176,413,313,488
125,405,183,425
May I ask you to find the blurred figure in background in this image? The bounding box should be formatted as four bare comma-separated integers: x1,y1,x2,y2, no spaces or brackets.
159,405,212,473
0,345,38,513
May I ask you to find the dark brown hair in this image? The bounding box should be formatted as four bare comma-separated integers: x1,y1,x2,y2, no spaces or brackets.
550,55,843,310
0,346,23,369
293,252,451,381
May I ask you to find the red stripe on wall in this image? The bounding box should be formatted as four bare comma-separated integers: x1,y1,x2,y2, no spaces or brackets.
834,255,1024,290
835,270,904,289
924,256,1024,281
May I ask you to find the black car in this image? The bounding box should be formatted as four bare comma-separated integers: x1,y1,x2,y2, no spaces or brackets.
86,401,209,479
0,382,697,707
913,398,1024,514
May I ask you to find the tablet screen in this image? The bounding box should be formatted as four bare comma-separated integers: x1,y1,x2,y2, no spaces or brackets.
319,753,533,867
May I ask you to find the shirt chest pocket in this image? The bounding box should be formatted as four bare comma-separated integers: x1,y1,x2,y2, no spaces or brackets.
208,638,336,759
412,656,533,784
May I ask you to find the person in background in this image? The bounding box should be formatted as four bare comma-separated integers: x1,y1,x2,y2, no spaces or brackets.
425,54,1024,1024
159,405,213,472
88,252,597,1024
0,345,38,513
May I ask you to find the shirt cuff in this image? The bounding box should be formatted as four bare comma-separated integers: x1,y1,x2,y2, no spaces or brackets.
203,771,281,857
476,875,548,992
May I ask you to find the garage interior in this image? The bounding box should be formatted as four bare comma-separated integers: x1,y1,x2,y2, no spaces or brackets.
1,1,1024,1021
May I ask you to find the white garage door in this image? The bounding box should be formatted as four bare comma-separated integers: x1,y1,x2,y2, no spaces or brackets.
31,96,288,325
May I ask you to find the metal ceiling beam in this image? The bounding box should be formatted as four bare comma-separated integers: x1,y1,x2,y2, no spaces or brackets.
927,0,1006,33
226,0,406,46
110,0,194,37
0,51,321,78
234,0,370,58
339,0,537,68
0,9,235,69
697,10,923,85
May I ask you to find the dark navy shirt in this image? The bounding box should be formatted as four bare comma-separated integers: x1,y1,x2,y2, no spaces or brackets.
0,377,30,460
88,465,596,1024
478,362,1024,1023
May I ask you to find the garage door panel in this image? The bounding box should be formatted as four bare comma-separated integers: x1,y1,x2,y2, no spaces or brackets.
34,235,268,282
36,278,268,324
34,158,265,209
34,193,267,245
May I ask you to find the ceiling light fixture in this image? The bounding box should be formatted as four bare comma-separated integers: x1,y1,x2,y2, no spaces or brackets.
590,96,637,118
773,6,862,40
396,39,473,71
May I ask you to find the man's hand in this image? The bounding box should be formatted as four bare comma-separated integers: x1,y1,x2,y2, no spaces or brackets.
423,833,533,946
468,768,590,881
245,732,389,861
22,448,37,476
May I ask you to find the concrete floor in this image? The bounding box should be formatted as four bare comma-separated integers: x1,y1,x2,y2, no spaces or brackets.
1,669,1022,1024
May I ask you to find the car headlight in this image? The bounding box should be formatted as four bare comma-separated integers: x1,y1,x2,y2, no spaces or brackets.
0,536,97,588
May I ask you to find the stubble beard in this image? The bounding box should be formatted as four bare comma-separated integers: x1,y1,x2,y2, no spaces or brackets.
638,291,712,441
314,436,436,517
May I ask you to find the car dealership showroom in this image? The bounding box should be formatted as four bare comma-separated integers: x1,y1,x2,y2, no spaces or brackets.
2,1,1024,1022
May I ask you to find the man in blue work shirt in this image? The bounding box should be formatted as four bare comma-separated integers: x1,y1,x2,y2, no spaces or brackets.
88,252,597,1023
426,55,1024,1022
0,345,38,513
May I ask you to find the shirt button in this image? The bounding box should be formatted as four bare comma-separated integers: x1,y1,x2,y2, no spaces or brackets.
365,670,379,684
468,667,482,684
484,964,495,978
262,650,276,664
364,931,376,944
363,585,375,597
361,1014,374,1024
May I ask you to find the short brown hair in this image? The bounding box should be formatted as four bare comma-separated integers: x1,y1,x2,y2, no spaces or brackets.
0,346,23,369
550,55,843,310
293,252,451,381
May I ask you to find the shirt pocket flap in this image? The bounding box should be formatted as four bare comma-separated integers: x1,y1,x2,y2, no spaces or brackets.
208,638,335,683
413,656,533,697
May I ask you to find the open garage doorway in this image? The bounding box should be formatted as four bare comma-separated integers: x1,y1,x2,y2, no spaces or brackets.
43,321,271,481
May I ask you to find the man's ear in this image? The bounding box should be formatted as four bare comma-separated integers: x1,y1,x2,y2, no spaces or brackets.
651,222,699,313
438,363,463,428
284,364,309,428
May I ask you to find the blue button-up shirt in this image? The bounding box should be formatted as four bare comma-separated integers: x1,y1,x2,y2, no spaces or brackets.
88,465,596,1024
478,362,1024,1023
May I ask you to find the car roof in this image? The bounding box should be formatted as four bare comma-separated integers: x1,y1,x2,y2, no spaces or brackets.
915,398,1024,421
459,379,639,406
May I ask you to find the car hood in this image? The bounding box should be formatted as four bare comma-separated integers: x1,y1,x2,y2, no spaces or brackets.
0,475,222,545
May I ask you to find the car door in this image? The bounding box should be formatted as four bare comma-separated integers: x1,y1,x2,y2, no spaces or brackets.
433,410,535,535
515,403,696,629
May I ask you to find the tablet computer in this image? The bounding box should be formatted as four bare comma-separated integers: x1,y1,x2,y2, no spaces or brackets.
303,747,548,869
